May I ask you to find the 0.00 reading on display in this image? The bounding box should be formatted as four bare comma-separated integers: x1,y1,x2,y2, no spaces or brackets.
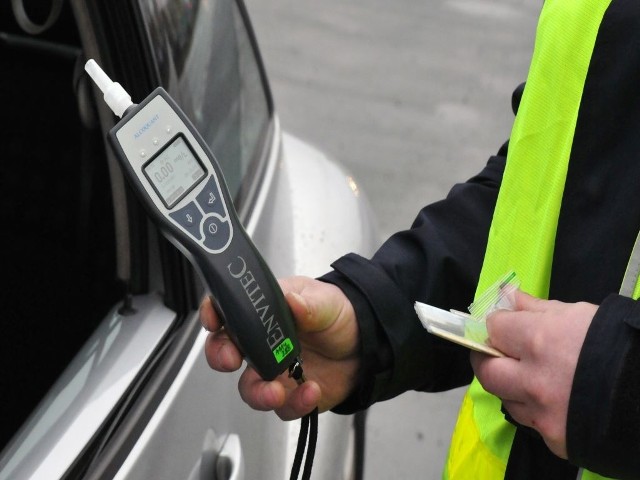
144,135,206,209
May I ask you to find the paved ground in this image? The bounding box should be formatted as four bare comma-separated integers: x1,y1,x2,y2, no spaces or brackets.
245,1,540,478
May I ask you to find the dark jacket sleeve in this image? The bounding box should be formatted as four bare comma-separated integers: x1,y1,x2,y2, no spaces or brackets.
567,294,640,479
319,83,525,414
319,149,506,413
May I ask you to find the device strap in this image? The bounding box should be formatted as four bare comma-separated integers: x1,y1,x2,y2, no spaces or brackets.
302,408,318,479
289,408,319,480
289,413,309,480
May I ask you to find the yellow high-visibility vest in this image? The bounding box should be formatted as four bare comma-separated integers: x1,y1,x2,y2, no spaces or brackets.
443,0,618,478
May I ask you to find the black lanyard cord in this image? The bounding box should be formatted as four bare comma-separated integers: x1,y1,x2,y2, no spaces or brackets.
289,411,309,480
288,359,318,480
302,408,318,479
289,407,319,480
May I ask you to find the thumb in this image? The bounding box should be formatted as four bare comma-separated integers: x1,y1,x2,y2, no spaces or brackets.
285,290,315,332
280,277,358,358
512,289,546,312
284,282,349,334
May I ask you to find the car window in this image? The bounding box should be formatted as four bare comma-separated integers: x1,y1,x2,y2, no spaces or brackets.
0,0,125,454
137,0,271,206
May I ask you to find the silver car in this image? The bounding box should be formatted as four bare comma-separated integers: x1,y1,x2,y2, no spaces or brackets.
0,1,377,478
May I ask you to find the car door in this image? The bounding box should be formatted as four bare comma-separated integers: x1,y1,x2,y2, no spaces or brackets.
0,0,374,479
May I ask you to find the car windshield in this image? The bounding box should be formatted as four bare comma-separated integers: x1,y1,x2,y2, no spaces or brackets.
138,0,271,205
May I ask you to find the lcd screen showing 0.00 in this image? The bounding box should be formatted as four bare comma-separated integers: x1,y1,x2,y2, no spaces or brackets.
143,135,206,209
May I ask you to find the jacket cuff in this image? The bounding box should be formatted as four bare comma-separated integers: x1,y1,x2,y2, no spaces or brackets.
567,294,640,478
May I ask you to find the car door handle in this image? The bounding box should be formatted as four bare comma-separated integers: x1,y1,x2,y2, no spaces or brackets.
214,433,244,480
193,429,244,480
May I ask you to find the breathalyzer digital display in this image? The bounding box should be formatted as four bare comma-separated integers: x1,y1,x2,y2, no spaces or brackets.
143,135,206,209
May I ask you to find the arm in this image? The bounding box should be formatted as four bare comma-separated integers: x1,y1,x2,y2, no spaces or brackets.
201,151,505,419
321,85,529,412
567,294,640,478
203,84,526,419
323,148,506,413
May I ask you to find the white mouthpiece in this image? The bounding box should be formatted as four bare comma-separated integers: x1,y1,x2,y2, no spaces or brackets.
85,59,133,118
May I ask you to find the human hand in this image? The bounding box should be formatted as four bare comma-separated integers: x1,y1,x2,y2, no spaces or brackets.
470,290,597,458
200,276,360,420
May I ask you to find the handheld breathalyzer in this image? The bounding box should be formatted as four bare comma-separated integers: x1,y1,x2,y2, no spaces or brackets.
84,59,304,382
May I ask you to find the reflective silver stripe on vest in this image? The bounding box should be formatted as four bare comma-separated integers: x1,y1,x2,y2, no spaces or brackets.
620,230,640,298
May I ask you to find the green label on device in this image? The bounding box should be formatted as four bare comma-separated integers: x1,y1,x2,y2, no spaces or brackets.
273,338,293,363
